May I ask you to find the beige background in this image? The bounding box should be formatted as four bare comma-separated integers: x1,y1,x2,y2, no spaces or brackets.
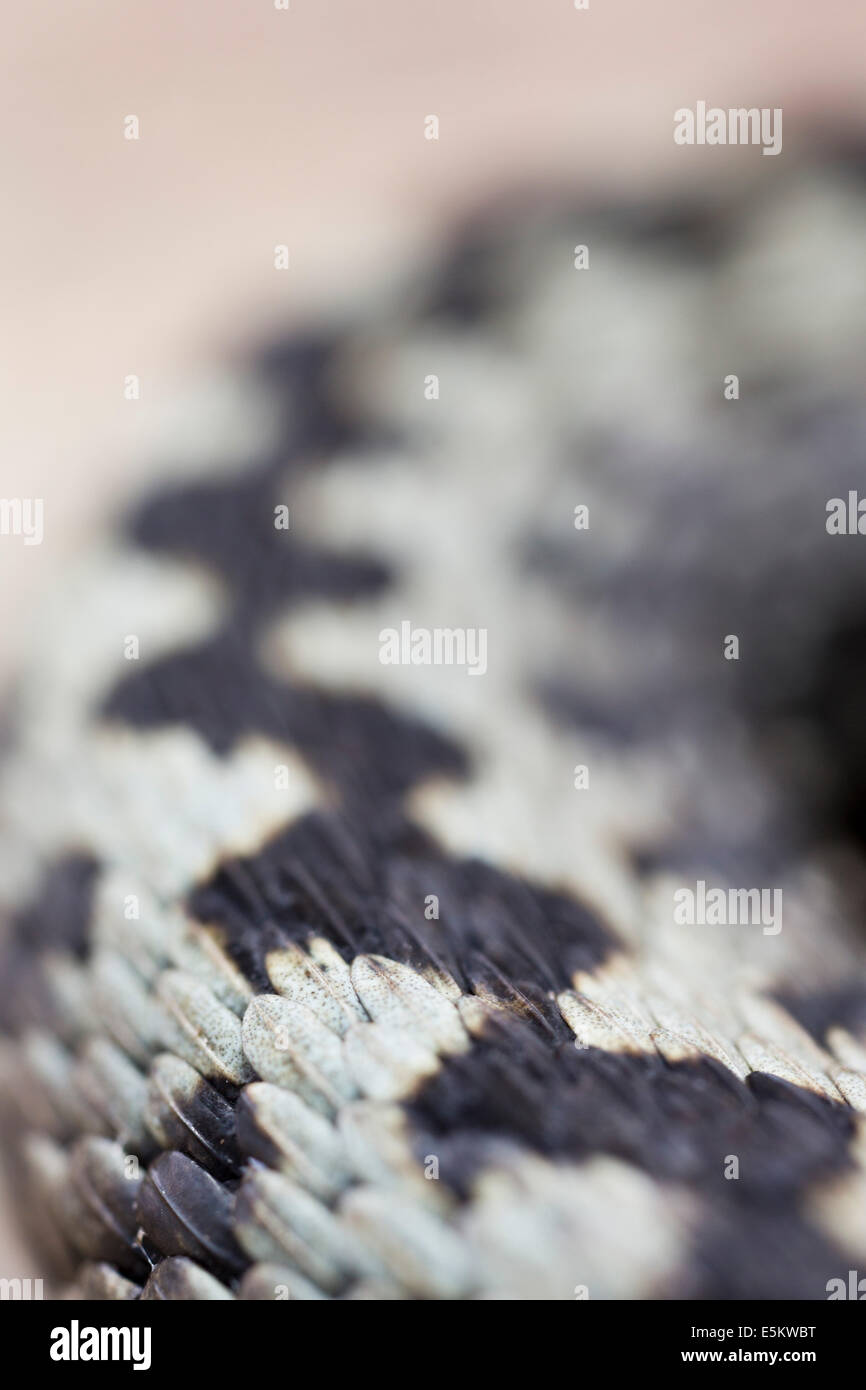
0,0,864,1277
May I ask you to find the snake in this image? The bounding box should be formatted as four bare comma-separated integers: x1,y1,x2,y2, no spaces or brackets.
2,149,866,1301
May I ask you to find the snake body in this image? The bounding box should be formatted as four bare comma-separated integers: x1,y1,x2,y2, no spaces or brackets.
2,154,866,1300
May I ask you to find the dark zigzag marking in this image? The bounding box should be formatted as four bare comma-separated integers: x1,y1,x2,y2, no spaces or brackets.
126,464,391,625
100,357,466,803
100,333,618,962
405,1012,858,1299
187,809,613,995
103,629,465,802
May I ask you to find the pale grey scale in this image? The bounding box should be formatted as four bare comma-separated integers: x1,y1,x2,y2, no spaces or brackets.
241,994,359,1114
94,891,253,1018
265,941,368,1036
336,1100,453,1212
17,1134,79,1279
233,1166,384,1293
88,950,171,1066
140,1256,235,1301
339,1185,479,1301
89,914,169,988
19,1030,110,1140
827,1028,866,1073
349,954,470,1056
834,1070,866,1113
342,1277,407,1300
236,1081,355,1200
649,1026,704,1065
67,1262,142,1301
736,1032,842,1102
72,1037,152,1153
305,934,377,1019
90,877,179,985
238,1261,329,1301
342,1019,441,1101
3,1033,73,1140
40,954,93,1045
463,1150,695,1301
557,989,656,1055
155,970,254,1086
646,996,751,1082
18,1133,71,1208
170,923,255,1016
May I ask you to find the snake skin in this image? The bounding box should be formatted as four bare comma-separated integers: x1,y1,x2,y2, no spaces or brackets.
2,153,866,1301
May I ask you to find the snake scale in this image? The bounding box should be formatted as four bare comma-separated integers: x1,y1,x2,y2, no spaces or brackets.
2,151,866,1301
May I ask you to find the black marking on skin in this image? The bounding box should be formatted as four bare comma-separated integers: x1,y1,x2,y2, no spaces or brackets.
251,332,395,455
797,612,866,855
7,853,98,960
526,453,835,725
421,220,512,325
0,853,99,1035
410,1015,854,1192
406,1013,857,1298
674,1206,851,1301
776,986,866,1048
527,408,866,882
418,190,735,330
127,465,391,625
188,810,615,995
613,198,736,263
105,630,466,801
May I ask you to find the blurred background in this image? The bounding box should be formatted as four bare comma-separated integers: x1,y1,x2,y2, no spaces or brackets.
1,0,865,1287
2,0,865,677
